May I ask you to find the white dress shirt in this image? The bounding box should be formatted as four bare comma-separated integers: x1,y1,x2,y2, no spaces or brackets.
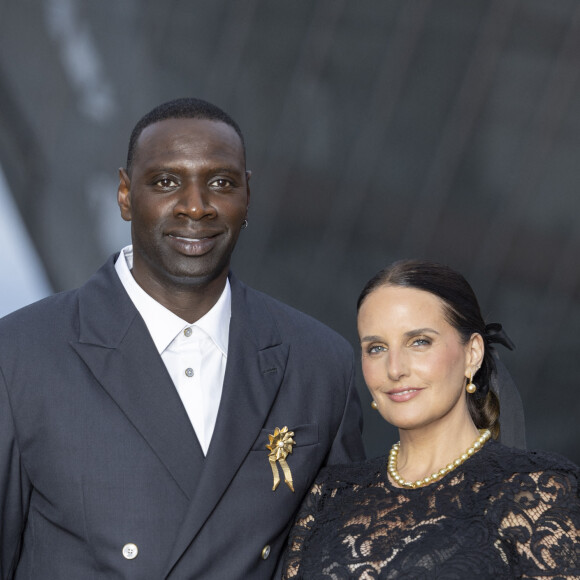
115,245,230,455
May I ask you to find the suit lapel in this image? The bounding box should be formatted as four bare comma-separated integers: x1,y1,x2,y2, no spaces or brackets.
164,276,289,576
71,257,205,500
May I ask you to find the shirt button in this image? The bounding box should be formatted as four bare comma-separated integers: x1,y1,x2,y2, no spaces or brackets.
122,543,138,560
185,368,194,377
184,327,192,337
261,545,271,560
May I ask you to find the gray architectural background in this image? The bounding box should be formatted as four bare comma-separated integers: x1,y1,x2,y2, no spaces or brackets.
1,0,579,462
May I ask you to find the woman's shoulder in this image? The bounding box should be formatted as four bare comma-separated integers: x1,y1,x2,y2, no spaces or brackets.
480,440,580,483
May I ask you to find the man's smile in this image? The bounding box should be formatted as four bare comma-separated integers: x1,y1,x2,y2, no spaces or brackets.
166,232,220,256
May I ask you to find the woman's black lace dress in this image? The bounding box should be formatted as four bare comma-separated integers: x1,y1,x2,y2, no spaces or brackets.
282,440,580,579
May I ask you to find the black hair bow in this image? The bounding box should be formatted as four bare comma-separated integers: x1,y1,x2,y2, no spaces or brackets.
485,323,515,351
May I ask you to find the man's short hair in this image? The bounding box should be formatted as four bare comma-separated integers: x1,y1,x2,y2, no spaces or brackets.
126,98,246,174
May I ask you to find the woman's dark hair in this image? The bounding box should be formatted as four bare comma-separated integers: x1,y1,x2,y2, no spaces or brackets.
358,259,514,439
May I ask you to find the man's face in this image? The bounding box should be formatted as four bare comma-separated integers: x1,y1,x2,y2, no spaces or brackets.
117,117,250,293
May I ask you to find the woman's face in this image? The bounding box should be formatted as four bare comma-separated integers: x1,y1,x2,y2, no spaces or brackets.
358,285,482,432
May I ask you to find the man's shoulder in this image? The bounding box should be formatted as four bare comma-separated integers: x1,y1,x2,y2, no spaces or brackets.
0,288,79,328
0,289,81,364
234,278,352,349
0,255,118,335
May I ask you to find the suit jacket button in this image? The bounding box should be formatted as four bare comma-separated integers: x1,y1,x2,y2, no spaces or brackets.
261,545,271,560
122,543,138,560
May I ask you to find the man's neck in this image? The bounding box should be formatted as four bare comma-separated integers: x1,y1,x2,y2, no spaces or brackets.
130,268,228,324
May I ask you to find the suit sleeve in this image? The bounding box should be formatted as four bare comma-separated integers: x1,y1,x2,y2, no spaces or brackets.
324,351,366,465
0,368,31,579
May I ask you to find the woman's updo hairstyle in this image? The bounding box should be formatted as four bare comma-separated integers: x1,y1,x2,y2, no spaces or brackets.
357,260,514,439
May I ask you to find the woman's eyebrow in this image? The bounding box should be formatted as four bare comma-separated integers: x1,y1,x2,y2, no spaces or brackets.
403,327,439,338
360,335,383,343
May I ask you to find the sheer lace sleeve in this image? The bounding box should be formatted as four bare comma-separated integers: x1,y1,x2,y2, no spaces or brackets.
491,467,580,578
282,478,324,579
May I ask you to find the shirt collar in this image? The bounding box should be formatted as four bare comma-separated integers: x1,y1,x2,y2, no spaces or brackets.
115,245,231,356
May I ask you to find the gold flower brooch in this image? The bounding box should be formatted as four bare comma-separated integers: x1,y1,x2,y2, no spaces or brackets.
266,426,296,492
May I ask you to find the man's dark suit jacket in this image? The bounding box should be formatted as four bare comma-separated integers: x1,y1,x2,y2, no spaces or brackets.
0,256,365,579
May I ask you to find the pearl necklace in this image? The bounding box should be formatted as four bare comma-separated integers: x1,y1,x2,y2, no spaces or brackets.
388,428,491,489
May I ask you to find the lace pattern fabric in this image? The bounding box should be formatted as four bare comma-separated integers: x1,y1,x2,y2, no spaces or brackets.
282,441,580,579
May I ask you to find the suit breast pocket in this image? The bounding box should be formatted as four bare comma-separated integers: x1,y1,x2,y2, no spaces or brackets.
251,423,318,451
248,423,320,495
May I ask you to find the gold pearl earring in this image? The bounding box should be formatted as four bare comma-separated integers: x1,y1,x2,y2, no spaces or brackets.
371,400,378,410
466,372,477,394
